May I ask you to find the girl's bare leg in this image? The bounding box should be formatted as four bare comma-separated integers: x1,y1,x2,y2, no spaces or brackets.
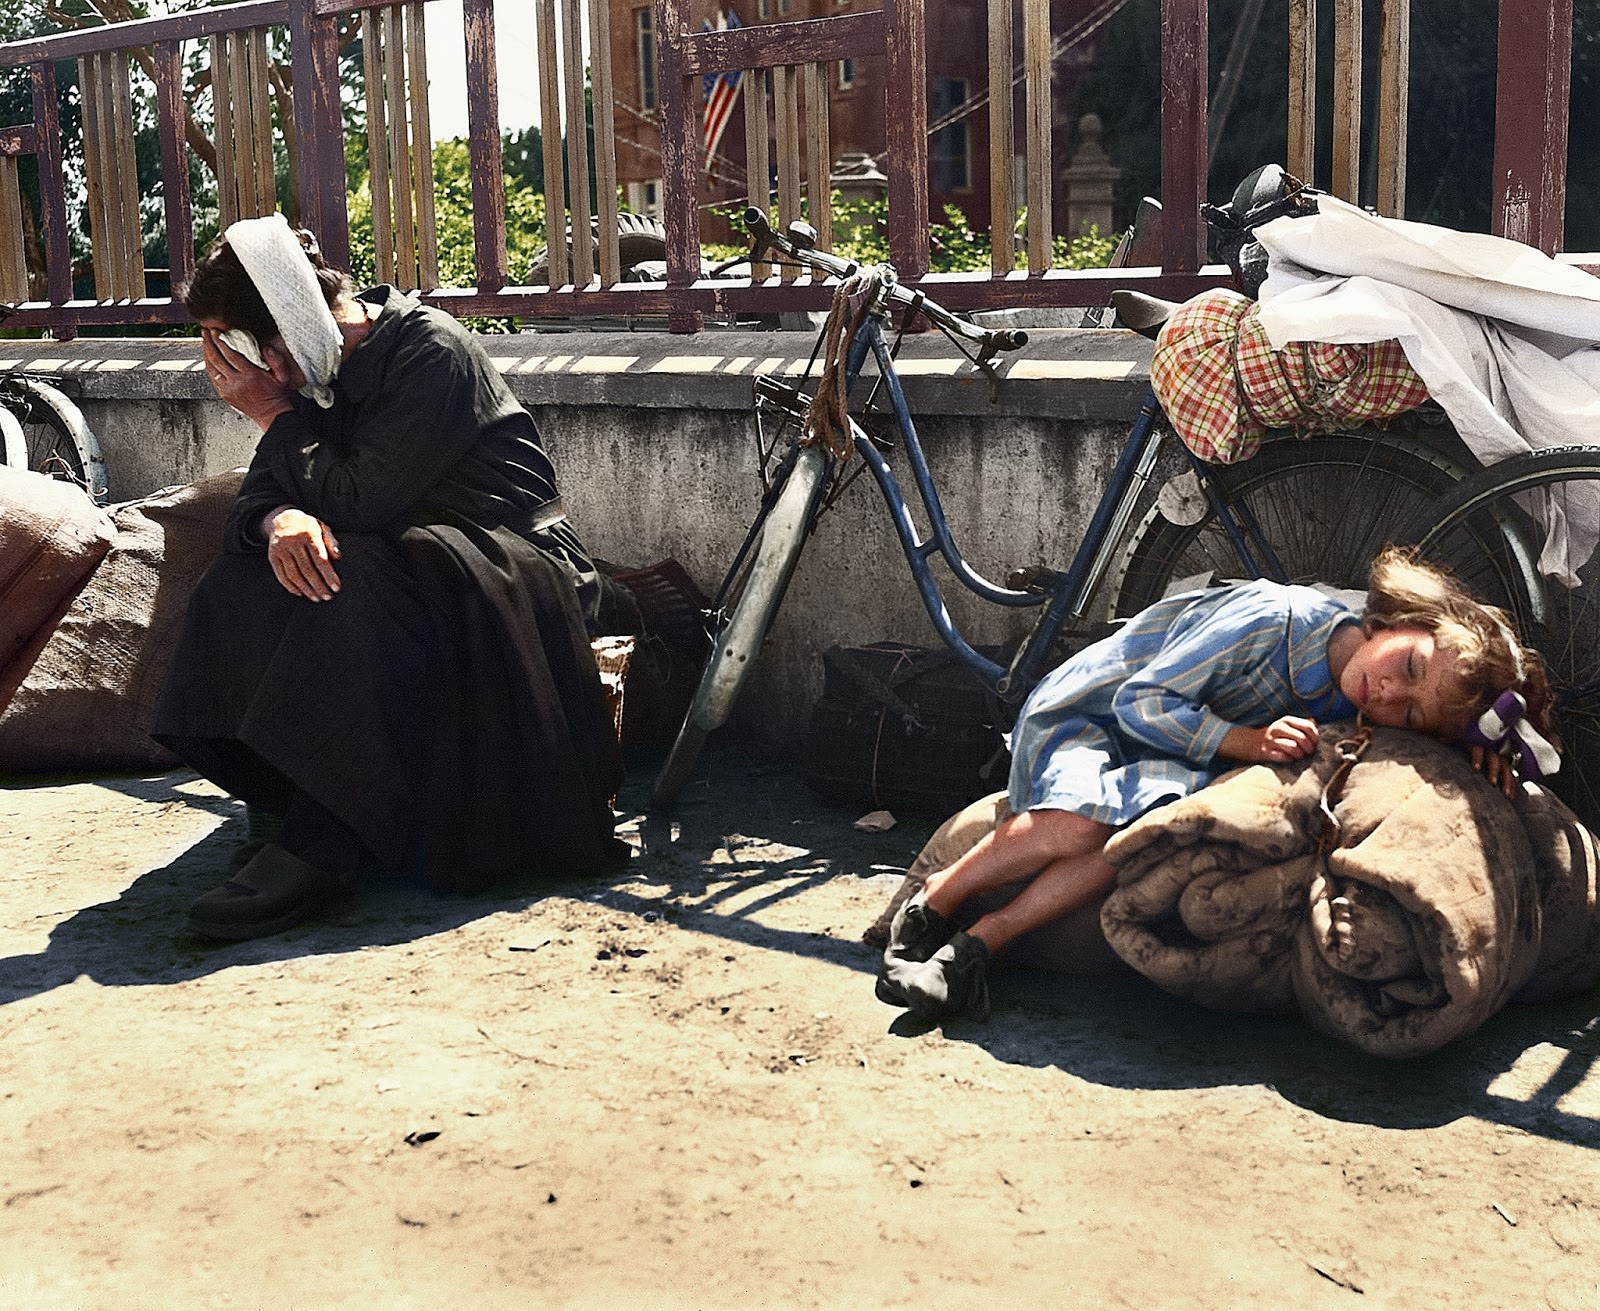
886,808,1116,1021
922,808,1110,921
962,845,1116,955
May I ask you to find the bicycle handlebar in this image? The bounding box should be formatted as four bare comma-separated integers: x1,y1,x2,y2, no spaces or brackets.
742,207,1028,354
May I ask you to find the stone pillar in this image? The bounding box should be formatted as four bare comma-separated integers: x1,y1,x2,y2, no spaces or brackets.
1062,114,1120,238
830,152,889,240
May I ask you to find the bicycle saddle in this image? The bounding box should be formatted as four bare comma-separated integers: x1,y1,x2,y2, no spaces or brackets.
1112,290,1181,340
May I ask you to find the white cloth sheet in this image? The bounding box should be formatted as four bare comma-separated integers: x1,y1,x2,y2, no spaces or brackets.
1254,195,1600,582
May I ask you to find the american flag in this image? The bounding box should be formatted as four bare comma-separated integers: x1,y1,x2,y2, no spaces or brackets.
701,9,744,160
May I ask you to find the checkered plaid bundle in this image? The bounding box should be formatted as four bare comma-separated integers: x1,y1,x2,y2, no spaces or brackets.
1150,289,1429,463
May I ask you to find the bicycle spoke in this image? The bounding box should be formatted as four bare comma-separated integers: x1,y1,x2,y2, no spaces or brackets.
1113,431,1463,613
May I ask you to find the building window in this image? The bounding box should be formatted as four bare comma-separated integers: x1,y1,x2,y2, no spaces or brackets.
777,0,790,12
637,8,656,111
757,0,770,17
930,77,970,193
838,58,854,90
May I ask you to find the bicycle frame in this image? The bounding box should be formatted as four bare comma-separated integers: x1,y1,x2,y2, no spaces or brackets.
829,302,1290,703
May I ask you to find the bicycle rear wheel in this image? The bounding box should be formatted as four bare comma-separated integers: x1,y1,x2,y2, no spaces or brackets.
5,378,107,503
1401,445,1600,835
651,443,830,807
1110,430,1465,616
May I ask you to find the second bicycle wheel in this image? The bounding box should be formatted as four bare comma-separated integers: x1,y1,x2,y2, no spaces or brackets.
1402,446,1600,837
651,443,830,807
4,378,108,503
1110,430,1465,617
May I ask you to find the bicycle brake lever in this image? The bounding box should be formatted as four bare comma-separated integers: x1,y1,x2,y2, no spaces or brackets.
974,339,1006,404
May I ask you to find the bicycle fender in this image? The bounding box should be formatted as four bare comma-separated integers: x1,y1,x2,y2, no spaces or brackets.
0,405,24,470
690,443,828,730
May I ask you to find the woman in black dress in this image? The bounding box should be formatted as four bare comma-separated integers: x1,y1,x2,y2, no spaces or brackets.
155,215,632,939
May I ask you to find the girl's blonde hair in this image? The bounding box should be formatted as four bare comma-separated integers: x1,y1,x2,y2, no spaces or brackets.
1363,545,1558,743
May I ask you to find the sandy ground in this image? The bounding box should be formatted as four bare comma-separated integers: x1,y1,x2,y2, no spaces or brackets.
2,744,1599,1310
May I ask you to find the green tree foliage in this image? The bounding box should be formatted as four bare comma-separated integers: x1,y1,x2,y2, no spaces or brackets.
502,125,544,196
347,136,550,330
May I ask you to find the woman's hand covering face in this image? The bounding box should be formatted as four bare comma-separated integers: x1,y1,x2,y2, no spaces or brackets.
201,326,298,430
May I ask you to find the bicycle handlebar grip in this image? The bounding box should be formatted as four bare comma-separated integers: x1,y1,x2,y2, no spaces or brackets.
742,206,770,234
997,328,1028,350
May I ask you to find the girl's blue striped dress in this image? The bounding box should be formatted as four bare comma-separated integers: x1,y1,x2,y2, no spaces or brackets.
1007,580,1359,826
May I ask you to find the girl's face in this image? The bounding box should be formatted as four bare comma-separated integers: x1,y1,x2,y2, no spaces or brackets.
1339,625,1466,738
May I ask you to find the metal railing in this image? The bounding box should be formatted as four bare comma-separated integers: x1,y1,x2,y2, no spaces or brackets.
0,0,1583,338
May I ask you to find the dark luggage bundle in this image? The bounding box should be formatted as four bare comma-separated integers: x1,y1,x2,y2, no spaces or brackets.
801,641,1012,817
599,557,711,750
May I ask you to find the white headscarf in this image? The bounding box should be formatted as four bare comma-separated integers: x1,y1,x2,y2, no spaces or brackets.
224,213,343,408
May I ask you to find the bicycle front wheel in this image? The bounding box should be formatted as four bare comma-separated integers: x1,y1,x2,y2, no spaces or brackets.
651,443,830,807
7,379,107,503
1402,445,1600,835
1110,430,1465,617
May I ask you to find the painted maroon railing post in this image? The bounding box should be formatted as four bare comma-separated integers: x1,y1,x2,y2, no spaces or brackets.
1159,0,1207,273
153,38,194,292
883,0,928,280
30,59,71,313
1492,0,1572,253
653,0,704,333
291,0,349,269
462,0,508,292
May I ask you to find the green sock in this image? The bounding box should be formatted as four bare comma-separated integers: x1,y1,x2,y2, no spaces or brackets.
245,805,284,847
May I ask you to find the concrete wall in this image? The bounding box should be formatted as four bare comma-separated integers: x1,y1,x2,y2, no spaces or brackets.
0,326,1157,744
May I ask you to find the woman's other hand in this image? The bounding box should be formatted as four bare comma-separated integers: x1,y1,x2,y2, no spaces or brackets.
202,327,296,430
1470,744,1520,799
265,507,342,601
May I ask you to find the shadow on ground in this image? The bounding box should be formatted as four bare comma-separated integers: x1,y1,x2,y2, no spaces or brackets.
0,746,932,1003
4,743,1596,1151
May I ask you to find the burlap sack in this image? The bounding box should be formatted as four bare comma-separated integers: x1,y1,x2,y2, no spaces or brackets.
1508,782,1600,1005
0,465,116,714
0,469,243,772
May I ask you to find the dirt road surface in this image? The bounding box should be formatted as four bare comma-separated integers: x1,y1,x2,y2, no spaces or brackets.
2,747,1598,1310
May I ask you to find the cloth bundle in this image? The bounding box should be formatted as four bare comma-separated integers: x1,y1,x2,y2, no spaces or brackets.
0,469,244,771
0,464,116,713
1102,726,1600,1057
1149,288,1428,464
1255,193,1600,581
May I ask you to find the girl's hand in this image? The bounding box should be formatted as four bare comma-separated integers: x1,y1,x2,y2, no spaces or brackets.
202,327,296,430
1221,716,1320,764
1258,715,1320,761
1470,744,1520,800
265,508,342,601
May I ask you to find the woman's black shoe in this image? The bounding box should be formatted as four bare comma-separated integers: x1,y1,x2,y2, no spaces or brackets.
186,843,350,941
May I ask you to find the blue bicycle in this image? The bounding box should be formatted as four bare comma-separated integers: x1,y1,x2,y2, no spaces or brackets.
649,207,1474,806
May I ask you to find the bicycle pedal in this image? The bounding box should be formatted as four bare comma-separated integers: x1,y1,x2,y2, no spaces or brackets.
1006,565,1064,592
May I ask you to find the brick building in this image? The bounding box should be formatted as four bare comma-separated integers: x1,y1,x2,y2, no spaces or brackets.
607,0,1109,243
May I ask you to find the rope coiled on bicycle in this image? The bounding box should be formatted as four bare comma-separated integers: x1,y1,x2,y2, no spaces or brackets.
802,269,881,464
